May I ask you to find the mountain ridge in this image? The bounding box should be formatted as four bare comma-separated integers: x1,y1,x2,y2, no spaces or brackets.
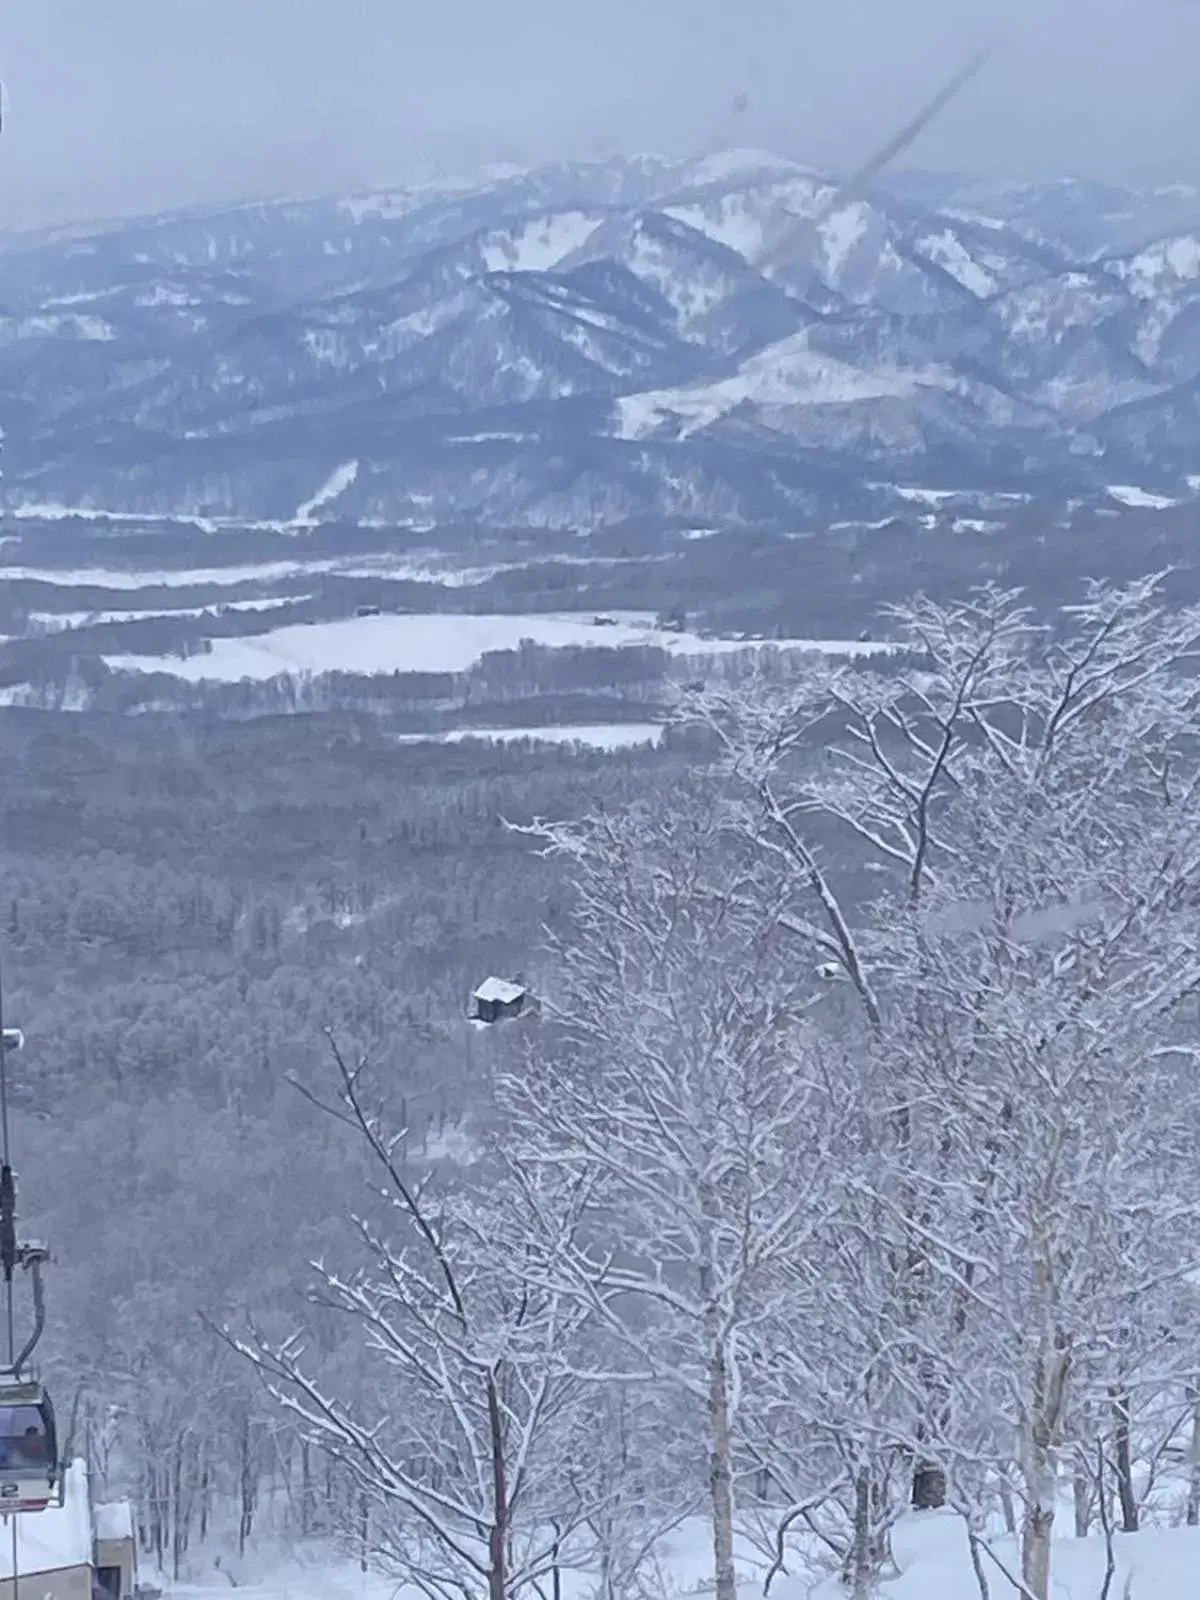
5,152,1200,529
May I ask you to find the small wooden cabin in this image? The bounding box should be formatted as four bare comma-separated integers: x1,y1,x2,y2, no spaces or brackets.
470,977,529,1025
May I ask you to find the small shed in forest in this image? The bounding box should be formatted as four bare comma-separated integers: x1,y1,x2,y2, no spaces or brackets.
470,977,530,1025
93,1499,137,1598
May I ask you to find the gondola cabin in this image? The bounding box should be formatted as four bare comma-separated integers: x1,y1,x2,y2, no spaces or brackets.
0,1381,59,1513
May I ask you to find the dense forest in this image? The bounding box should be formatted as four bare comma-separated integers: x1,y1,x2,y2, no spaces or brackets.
4,572,1200,1600
0,703,678,1573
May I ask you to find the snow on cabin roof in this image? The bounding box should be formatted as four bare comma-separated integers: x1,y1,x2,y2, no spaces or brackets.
9,1457,92,1576
473,977,526,1005
93,1498,134,1543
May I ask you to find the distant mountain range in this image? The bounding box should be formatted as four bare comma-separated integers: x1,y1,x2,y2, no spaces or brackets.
5,151,1200,529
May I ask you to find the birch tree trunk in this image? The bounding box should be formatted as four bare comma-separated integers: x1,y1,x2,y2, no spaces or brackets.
847,1466,876,1600
1189,1384,1200,1528
1019,1350,1070,1600
1110,1389,1138,1534
707,1339,737,1600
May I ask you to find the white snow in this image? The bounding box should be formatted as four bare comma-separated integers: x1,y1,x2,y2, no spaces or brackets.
682,148,810,187
100,611,897,683
6,1458,93,1577
615,331,938,440
916,229,997,297
1119,234,1200,296
93,1498,134,1542
155,1512,1200,1600
806,1510,1200,1600
0,556,498,592
480,211,600,273
395,722,666,750
819,202,871,281
664,197,768,261
0,550,675,598
293,460,358,524
1107,483,1178,509
0,561,344,591
0,312,117,342
135,285,200,307
893,486,961,505
4,501,221,530
473,977,526,1005
165,1556,398,1599
28,596,311,629
446,431,537,443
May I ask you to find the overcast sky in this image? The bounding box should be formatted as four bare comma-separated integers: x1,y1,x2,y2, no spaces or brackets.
3,0,1200,228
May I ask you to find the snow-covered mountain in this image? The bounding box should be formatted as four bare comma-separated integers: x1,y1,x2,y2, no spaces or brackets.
5,151,1200,528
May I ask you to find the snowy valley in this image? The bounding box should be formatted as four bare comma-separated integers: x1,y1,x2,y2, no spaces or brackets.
8,154,1200,526
4,153,1200,1600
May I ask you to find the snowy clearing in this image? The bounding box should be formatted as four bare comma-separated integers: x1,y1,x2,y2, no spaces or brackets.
29,596,312,628
819,202,871,280
915,229,998,298
293,460,359,523
480,210,601,272
614,332,942,440
1107,483,1179,508
0,550,670,597
0,556,504,591
0,559,348,590
100,612,896,682
892,486,962,504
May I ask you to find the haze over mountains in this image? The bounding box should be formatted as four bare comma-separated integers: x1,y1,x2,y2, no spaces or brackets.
6,149,1200,528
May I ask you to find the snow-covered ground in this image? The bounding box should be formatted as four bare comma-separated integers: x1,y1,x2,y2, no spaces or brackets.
165,1554,398,1599
614,332,942,441
157,1512,1200,1600
294,461,359,524
809,1510,1200,1600
395,723,666,750
0,548,672,595
101,612,894,682
0,556,502,590
1107,483,1179,509
28,596,312,628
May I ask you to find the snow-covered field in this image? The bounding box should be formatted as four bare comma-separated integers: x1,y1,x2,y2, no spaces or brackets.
829,1512,1200,1600
395,723,666,750
0,549,672,595
101,611,893,682
1107,482,1179,509
29,595,312,628
0,555,502,590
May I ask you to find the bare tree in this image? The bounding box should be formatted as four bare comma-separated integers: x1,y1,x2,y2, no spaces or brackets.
505,778,846,1600
228,1035,603,1600
683,576,1200,1596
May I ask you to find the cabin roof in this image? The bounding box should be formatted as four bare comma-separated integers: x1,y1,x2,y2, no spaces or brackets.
94,1498,134,1543
472,977,526,1006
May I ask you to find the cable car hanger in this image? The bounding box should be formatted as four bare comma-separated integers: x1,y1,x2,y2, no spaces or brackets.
0,969,61,1521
